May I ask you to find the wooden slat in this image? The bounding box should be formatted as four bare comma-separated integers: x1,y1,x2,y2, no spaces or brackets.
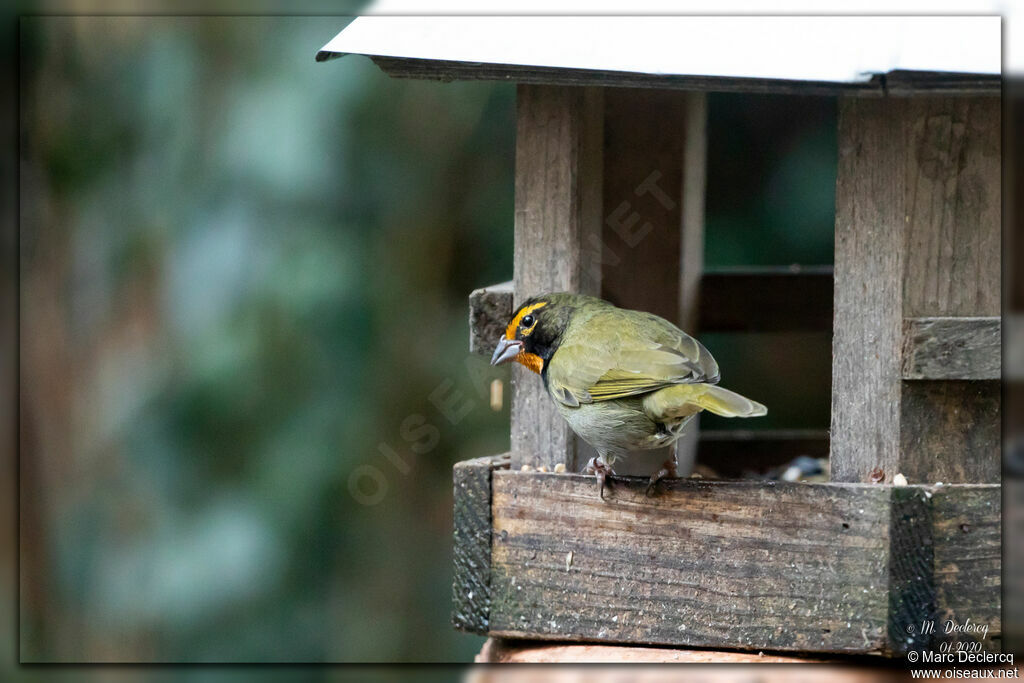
466,471,1001,655
896,96,1001,485
600,89,685,323
489,471,892,654
369,57,1000,96
469,281,513,356
832,96,1001,485
452,454,509,634
832,97,907,484
899,381,1000,484
901,317,1000,380
901,99,1000,319
598,89,705,477
887,485,936,655
930,485,1001,651
512,85,604,471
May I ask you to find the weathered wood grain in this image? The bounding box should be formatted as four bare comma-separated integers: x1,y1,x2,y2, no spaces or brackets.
930,485,1001,651
901,98,1000,319
600,89,685,323
452,454,509,634
887,486,936,655
679,93,707,338
598,89,706,477
512,85,604,471
489,471,892,653
831,96,907,484
899,381,1000,484
367,57,1000,96
832,97,1001,484
901,317,1000,380
469,281,513,356
454,467,1001,655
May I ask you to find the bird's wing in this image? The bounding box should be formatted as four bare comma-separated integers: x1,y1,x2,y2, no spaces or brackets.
546,309,719,407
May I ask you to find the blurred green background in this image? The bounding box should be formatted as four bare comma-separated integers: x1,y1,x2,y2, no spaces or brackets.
18,15,834,663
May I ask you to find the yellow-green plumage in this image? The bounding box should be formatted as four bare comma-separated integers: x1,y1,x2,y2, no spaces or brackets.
492,292,766,485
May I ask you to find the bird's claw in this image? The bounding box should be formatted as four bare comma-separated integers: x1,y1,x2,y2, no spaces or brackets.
582,456,614,501
646,458,679,498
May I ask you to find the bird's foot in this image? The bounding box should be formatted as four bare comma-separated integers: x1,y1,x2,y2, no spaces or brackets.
646,458,680,497
582,456,615,501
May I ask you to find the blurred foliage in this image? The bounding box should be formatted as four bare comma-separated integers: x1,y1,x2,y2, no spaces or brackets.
18,15,835,665
21,16,511,663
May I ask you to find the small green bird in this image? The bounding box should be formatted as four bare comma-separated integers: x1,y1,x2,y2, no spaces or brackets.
491,292,767,499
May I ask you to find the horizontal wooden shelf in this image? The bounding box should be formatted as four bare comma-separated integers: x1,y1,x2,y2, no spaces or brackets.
453,454,1000,657
901,316,1001,380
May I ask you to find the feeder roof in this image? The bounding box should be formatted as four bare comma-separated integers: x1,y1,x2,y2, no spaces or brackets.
317,15,999,93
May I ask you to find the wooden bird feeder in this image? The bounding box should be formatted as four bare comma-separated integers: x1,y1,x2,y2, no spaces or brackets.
319,16,1002,659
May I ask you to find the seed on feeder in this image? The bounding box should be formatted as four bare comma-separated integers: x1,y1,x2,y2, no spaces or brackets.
553,463,566,473
893,473,908,486
489,379,503,411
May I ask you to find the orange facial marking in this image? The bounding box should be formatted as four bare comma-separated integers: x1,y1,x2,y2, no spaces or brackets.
515,351,544,374
504,301,548,340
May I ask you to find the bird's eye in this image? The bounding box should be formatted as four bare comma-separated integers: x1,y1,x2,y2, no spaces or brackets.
521,314,535,328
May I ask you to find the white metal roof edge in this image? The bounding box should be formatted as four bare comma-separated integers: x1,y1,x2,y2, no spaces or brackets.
316,16,1001,83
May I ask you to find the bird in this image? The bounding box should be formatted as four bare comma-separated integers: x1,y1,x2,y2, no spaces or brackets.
490,292,767,500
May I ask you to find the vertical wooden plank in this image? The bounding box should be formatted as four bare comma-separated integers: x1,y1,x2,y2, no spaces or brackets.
678,93,708,474
679,93,707,337
512,85,603,471
452,454,507,634
899,381,1001,483
599,89,706,477
901,98,1000,319
832,97,1000,484
468,281,513,355
887,486,936,655
930,485,1001,651
831,97,906,483
899,96,1001,484
601,89,683,320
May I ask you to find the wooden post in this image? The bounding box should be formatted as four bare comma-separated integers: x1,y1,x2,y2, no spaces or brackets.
831,96,1000,484
452,454,509,634
599,89,706,476
512,85,603,471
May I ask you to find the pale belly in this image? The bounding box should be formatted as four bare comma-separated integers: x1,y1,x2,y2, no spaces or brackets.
553,396,694,463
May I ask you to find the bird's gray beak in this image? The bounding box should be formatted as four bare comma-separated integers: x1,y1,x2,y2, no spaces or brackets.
490,337,523,366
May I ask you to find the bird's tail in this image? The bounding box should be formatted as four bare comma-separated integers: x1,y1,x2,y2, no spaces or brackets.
644,383,767,419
